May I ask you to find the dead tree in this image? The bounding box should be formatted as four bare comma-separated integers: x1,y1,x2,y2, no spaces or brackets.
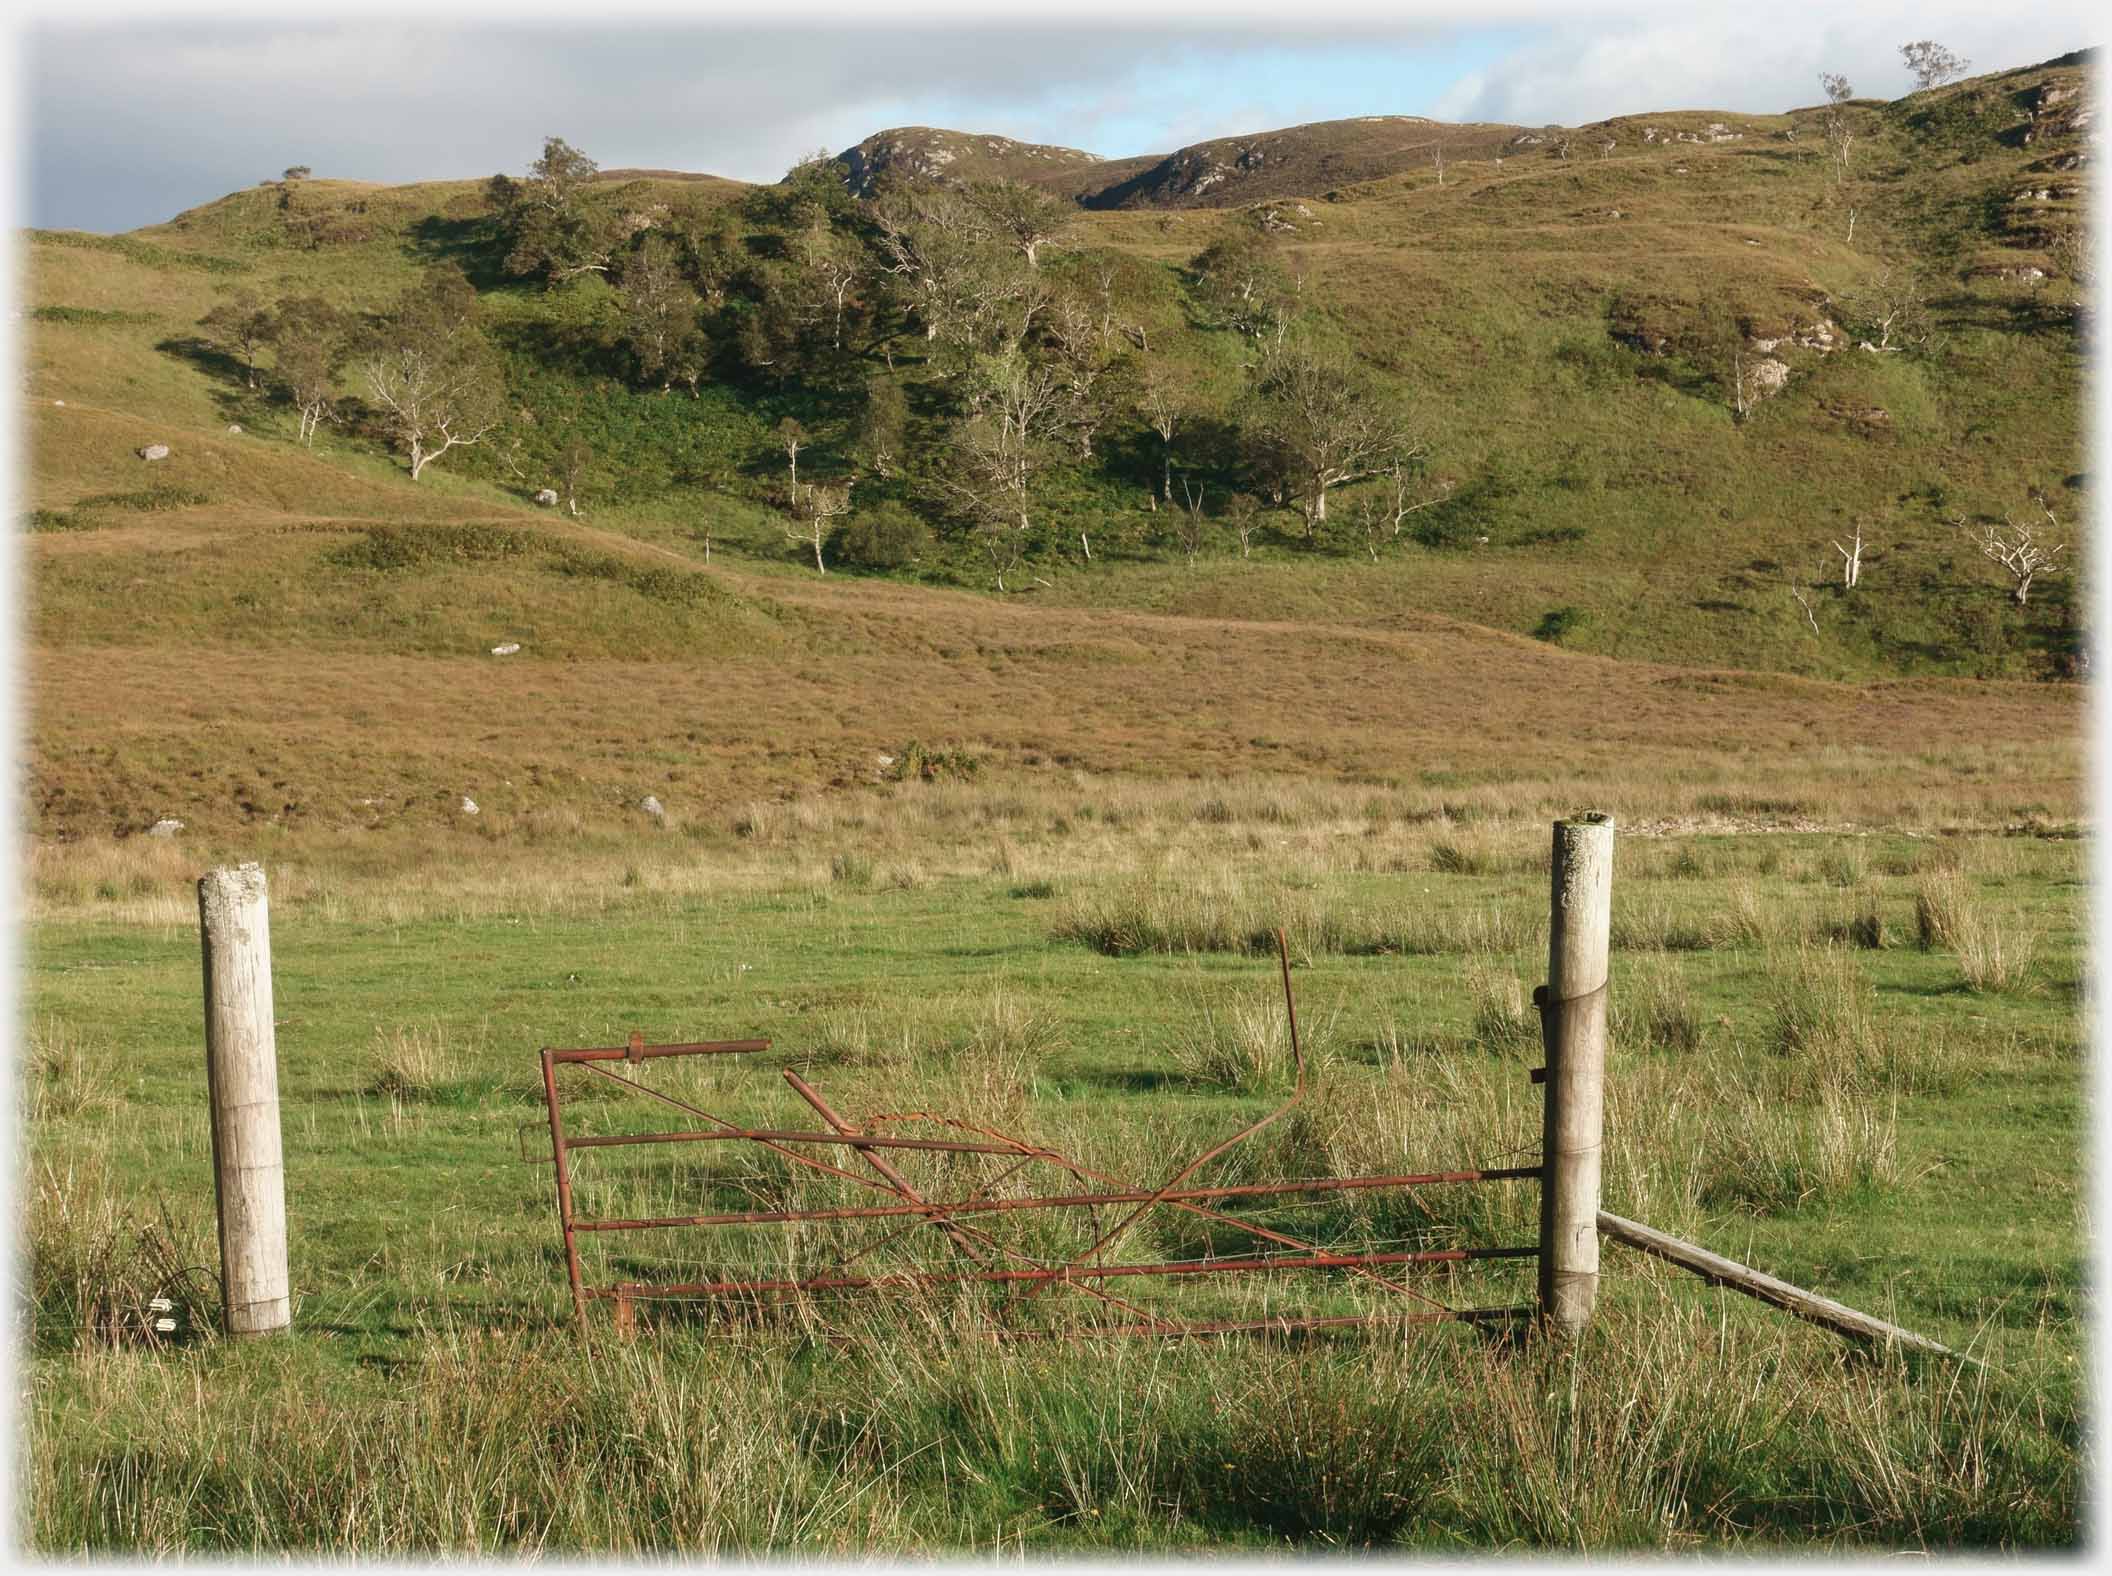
785,480,851,574
1226,492,1263,560
1967,503,2067,606
1174,476,1209,567
1832,523,1866,589
1385,451,1450,536
1819,73,1857,183
777,418,807,491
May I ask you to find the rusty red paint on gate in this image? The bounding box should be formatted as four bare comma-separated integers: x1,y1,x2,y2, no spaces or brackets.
537,932,1540,1339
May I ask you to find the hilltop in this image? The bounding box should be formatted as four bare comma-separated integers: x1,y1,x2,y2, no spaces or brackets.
17,52,2091,837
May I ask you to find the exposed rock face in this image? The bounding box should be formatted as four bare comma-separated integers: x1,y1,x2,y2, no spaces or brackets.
137,444,170,461
834,127,1102,196
1745,359,1792,400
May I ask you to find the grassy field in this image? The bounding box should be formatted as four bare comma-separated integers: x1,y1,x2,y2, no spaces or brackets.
12,49,2093,1556
18,781,2088,1552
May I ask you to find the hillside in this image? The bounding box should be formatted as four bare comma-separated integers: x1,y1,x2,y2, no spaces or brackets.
836,127,1109,196
17,54,2091,838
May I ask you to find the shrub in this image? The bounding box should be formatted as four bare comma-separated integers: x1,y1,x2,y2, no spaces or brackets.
1533,606,1588,643
31,305,154,326
832,502,930,570
888,740,981,783
332,523,535,571
74,487,212,513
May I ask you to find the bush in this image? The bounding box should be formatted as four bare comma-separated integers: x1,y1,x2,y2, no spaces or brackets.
832,502,930,570
1533,606,1588,643
331,523,535,571
74,487,211,513
888,740,981,783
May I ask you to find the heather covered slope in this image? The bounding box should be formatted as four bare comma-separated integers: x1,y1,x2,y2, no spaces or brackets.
16,54,2090,837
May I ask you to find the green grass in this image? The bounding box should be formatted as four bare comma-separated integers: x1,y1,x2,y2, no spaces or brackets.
18,53,2089,683
19,812,2085,1552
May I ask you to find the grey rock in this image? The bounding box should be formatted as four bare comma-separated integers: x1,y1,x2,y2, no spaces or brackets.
534,488,559,506
460,796,479,815
137,444,170,462
639,795,666,822
226,424,242,434
146,818,184,838
491,641,521,656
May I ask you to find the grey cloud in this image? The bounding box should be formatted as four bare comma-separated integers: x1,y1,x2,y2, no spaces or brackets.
27,20,1470,231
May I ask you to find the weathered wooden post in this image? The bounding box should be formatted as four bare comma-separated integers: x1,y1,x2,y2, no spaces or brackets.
199,862,290,1337
1537,813,1614,1339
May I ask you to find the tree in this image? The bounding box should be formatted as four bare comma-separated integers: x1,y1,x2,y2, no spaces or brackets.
282,165,312,182
853,380,908,479
354,268,505,481
1843,259,1933,353
1037,285,1134,465
1900,41,1970,91
1191,230,1298,349
2047,223,2092,319
961,179,1075,270
776,418,808,490
487,136,618,284
940,347,1067,587
1382,448,1450,535
1245,341,1411,532
1172,476,1209,567
785,481,851,574
1832,522,1867,589
199,290,276,388
1136,360,1189,503
869,179,1040,363
557,437,591,515
1818,73,1858,182
1967,501,2067,606
1224,492,1264,560
617,234,703,391
270,295,346,443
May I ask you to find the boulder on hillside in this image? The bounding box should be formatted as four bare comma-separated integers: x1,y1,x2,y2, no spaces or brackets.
146,818,184,838
137,444,170,462
639,795,666,823
534,488,559,506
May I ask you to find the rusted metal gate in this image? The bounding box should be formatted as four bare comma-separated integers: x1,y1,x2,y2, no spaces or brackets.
537,937,1544,1340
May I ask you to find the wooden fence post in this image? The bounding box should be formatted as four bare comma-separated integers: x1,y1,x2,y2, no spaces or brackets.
199,862,290,1337
1537,813,1614,1338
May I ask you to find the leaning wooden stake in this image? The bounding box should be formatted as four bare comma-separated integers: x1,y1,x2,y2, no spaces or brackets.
1597,1211,1966,1362
199,863,291,1337
1537,813,1614,1338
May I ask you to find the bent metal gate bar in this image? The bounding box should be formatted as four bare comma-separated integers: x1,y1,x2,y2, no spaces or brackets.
536,930,1554,1341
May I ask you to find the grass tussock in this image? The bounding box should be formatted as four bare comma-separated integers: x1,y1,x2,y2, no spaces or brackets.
1168,977,1340,1094
25,1019,119,1123
366,1023,464,1100
1614,958,1705,1054
25,1304,2071,1554
1953,914,2039,995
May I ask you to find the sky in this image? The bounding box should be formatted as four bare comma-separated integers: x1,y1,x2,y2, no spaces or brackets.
12,0,2105,235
